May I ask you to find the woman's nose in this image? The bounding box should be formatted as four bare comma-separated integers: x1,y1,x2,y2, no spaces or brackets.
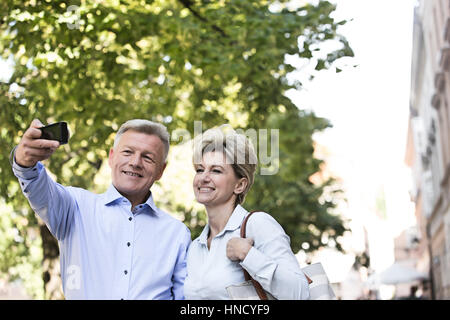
200,171,211,182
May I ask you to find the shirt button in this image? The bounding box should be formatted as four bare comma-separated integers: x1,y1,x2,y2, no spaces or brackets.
124,270,128,275
127,242,131,247
128,217,132,221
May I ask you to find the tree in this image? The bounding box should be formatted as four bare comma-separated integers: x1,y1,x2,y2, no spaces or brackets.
0,0,353,298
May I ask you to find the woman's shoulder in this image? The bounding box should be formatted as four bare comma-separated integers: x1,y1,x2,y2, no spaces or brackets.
246,210,278,224
243,210,290,249
245,210,285,235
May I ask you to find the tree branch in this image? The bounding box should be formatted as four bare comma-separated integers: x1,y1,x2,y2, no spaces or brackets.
177,0,228,38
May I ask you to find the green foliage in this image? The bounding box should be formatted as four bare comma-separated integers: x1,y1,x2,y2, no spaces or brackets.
244,109,348,253
0,0,353,297
0,201,44,298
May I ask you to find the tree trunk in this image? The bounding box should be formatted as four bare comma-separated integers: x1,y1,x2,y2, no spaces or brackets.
39,223,64,299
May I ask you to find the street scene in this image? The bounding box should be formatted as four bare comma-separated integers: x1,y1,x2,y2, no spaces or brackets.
0,0,449,300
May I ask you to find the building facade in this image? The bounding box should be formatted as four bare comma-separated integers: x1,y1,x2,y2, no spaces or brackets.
407,0,450,299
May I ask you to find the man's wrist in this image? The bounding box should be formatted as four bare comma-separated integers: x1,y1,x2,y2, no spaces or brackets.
15,158,35,168
11,145,36,168
10,146,38,170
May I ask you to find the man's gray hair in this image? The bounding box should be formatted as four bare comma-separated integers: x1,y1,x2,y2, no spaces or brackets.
114,119,170,161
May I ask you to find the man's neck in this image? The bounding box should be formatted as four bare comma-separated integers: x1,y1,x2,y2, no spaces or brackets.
121,191,151,211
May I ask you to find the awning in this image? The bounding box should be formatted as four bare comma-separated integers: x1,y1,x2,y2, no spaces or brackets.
365,262,429,287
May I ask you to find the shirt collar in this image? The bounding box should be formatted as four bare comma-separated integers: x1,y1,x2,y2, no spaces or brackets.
101,184,161,216
198,204,248,245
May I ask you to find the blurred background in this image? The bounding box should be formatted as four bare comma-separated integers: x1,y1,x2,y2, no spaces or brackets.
0,0,447,300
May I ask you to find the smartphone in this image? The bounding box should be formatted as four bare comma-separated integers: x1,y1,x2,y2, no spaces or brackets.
39,122,70,144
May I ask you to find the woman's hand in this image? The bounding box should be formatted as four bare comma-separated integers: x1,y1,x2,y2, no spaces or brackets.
226,237,254,261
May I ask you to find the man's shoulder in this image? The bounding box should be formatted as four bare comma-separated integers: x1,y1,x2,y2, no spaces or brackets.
156,208,190,232
65,186,102,202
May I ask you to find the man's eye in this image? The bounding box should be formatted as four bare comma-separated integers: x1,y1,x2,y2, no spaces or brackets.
123,150,132,154
195,168,204,173
212,169,222,173
144,156,154,162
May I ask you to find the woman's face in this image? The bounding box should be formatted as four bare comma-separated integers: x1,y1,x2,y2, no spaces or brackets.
193,151,246,208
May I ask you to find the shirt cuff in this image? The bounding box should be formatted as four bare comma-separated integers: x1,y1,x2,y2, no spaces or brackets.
240,246,276,280
11,147,42,180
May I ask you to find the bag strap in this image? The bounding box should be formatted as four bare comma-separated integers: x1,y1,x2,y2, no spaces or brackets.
241,211,269,300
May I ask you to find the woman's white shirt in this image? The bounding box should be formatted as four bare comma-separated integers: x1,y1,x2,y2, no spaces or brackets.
184,205,310,300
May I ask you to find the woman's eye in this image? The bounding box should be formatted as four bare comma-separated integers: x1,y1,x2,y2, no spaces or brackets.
195,168,204,173
213,169,222,173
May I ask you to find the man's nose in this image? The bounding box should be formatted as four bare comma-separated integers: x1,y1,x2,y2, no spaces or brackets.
129,154,142,168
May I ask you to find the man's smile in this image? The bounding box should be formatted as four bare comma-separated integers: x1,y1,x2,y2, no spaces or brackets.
122,170,143,178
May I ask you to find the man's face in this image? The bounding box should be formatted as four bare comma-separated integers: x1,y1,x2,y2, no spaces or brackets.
108,130,166,205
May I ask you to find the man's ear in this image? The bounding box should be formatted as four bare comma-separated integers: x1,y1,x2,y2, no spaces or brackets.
108,148,114,168
234,178,248,195
155,162,167,181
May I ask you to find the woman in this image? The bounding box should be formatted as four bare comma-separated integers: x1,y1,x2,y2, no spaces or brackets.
184,126,310,300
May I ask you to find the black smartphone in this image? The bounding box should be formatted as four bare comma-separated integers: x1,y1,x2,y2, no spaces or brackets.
39,122,69,144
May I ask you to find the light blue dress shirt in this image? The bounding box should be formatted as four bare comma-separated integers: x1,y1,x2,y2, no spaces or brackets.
12,159,191,300
184,205,310,300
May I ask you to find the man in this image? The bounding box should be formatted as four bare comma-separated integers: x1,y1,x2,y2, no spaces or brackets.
11,119,191,299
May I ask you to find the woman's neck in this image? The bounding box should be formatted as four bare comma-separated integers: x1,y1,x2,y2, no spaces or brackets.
206,200,237,239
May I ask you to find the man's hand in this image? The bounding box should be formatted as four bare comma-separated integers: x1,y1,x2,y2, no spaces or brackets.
226,237,254,261
15,119,60,168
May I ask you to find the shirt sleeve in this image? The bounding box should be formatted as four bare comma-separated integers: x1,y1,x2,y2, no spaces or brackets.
171,225,192,300
239,212,310,300
11,148,77,241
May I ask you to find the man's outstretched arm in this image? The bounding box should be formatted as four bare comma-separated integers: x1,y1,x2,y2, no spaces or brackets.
12,119,77,240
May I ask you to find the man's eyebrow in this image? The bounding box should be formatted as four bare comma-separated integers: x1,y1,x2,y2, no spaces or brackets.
141,150,157,156
121,146,156,156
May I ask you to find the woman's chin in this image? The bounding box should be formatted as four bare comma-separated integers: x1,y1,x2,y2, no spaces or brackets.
195,198,209,205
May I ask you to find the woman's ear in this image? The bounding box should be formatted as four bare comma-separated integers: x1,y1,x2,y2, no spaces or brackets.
234,178,248,195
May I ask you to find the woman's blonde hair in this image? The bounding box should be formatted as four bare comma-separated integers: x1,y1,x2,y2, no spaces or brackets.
193,125,257,205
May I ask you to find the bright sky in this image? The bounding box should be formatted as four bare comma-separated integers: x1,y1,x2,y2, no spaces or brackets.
287,0,419,291
288,0,416,186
